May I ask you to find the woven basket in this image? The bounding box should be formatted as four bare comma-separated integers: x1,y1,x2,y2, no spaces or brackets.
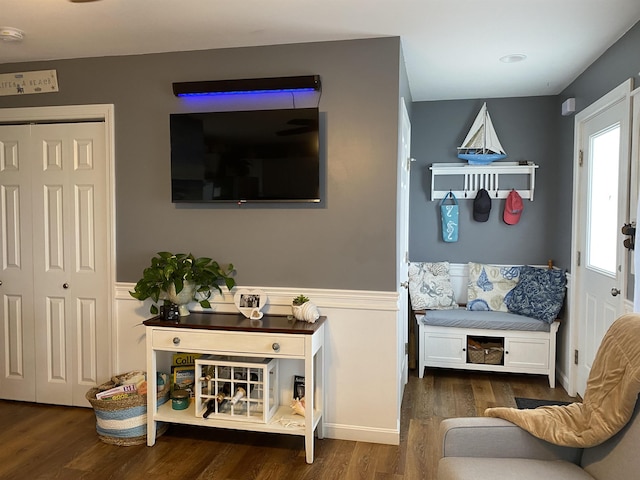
468,343,504,365
86,372,170,446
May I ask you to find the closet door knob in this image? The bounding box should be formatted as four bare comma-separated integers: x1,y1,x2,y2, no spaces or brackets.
63,283,69,289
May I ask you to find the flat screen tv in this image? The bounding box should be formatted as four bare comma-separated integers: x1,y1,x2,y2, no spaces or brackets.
170,107,320,203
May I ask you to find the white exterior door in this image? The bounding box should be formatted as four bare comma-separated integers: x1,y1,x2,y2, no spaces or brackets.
0,115,113,406
573,81,631,397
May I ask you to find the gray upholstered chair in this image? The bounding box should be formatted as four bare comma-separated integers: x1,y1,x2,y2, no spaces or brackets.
437,395,640,479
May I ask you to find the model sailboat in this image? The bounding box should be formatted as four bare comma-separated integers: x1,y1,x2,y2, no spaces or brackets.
457,102,507,165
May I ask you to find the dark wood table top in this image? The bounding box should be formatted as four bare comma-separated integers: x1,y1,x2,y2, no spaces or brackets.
143,311,326,335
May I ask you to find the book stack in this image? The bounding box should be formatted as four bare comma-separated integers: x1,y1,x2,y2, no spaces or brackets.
172,353,202,396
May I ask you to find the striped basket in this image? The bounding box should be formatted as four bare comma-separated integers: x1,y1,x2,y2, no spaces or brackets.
86,372,170,446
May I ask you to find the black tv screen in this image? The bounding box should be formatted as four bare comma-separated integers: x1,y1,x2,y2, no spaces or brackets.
170,108,320,203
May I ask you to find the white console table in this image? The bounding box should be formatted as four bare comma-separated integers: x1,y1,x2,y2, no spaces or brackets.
144,313,326,463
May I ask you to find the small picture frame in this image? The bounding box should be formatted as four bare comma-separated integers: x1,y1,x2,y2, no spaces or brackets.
234,289,268,319
239,293,261,308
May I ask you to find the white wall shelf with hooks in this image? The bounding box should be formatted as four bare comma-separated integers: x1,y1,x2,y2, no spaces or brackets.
429,162,539,201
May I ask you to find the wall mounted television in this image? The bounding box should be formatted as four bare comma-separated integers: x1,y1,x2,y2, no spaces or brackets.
170,107,320,203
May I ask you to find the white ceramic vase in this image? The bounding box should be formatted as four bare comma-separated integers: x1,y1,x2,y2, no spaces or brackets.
165,281,197,316
292,301,320,323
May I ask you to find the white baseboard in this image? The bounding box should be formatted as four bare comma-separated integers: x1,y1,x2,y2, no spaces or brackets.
323,423,400,445
555,368,574,397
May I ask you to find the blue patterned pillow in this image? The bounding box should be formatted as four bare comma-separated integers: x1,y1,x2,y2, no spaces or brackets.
506,266,567,323
467,262,520,312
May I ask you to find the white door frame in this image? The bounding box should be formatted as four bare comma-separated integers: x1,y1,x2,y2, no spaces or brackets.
630,87,640,307
0,104,116,379
569,79,633,397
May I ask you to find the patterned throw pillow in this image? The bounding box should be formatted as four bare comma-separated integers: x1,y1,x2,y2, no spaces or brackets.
467,262,520,312
506,266,567,323
408,262,458,310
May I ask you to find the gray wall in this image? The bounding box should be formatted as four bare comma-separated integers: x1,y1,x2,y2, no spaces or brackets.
4,21,639,291
409,97,561,266
0,37,403,291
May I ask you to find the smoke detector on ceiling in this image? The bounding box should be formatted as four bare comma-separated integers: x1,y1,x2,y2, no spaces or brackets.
0,27,25,42
499,53,527,64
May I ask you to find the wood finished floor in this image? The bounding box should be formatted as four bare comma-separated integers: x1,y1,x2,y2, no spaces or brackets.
0,369,578,480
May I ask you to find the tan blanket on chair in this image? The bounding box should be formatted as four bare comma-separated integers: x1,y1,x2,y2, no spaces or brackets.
485,313,640,447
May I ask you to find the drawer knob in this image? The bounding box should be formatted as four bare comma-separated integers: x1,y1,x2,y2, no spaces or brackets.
173,337,180,346
272,342,280,352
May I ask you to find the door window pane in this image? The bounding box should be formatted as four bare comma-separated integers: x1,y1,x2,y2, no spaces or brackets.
587,124,620,275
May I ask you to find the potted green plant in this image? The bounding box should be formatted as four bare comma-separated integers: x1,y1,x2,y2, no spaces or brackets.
130,252,236,316
291,294,319,323
292,294,310,307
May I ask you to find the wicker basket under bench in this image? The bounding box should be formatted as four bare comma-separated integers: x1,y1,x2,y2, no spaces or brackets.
415,309,560,387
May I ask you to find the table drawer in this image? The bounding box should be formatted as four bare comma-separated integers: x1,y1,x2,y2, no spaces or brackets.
151,329,305,357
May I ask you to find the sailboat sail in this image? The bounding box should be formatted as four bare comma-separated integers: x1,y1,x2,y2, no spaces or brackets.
457,103,507,164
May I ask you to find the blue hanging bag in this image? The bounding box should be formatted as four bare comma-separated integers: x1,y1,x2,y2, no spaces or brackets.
440,192,459,242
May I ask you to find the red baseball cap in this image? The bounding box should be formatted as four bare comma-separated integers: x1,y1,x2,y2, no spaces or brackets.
504,190,523,225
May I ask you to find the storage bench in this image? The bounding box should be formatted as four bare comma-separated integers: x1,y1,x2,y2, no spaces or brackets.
416,309,560,387
410,262,565,388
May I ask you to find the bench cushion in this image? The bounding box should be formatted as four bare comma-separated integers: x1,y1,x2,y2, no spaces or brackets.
420,308,550,332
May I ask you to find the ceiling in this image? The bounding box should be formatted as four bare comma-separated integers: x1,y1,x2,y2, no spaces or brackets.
2,0,640,102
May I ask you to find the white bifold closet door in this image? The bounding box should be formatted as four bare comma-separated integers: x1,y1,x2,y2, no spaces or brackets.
0,122,110,406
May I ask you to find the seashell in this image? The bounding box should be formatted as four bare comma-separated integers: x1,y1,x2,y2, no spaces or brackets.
290,397,306,417
292,301,320,323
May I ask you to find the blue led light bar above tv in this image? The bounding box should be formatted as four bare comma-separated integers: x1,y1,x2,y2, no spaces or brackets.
172,75,321,97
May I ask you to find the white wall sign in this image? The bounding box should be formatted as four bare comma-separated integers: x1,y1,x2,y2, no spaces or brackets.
0,70,59,96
